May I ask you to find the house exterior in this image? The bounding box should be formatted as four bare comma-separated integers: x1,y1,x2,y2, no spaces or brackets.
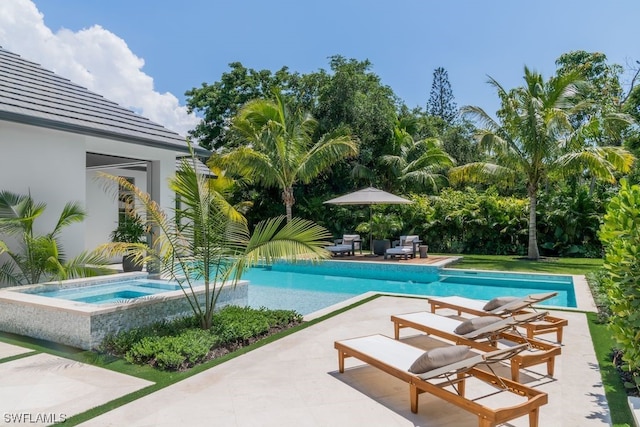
0,46,210,263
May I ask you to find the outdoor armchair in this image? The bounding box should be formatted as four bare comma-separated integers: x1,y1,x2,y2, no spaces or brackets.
384,235,421,259
325,234,362,256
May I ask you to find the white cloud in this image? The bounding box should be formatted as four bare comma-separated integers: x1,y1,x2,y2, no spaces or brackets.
0,0,200,137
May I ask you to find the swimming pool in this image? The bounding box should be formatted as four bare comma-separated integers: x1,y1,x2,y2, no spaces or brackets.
19,260,577,317
242,261,576,315
34,279,182,304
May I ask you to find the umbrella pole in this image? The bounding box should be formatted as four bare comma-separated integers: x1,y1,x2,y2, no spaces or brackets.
366,205,376,257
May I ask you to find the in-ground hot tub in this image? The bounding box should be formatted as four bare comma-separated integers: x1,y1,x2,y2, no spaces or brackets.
0,272,248,350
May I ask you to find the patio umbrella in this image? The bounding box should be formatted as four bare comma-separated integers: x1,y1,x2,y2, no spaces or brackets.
324,187,413,256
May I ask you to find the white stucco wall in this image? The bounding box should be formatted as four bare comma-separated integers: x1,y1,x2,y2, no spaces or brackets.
1,119,180,269
0,121,86,258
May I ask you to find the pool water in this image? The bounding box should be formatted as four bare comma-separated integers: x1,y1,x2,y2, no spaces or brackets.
31,261,576,315
242,262,575,315
35,280,181,304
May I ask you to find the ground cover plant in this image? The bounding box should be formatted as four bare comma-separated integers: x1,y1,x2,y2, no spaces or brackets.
100,305,303,371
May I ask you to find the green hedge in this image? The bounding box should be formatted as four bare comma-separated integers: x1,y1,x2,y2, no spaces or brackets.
390,186,607,257
600,179,640,380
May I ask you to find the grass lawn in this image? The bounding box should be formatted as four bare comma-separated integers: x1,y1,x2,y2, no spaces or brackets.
588,312,634,427
445,253,603,275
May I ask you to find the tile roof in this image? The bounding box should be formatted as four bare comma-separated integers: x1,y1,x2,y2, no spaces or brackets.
0,47,208,156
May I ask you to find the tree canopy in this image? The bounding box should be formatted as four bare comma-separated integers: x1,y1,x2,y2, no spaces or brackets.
453,66,635,259
182,51,638,254
212,90,358,222
427,67,458,124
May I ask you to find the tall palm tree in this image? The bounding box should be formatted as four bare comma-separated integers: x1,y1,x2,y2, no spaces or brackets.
0,191,110,285
98,148,331,329
216,91,358,222
381,123,455,192
451,67,634,259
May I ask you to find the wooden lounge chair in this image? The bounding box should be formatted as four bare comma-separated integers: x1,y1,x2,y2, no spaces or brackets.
427,292,568,343
390,311,561,382
325,234,362,256
334,334,547,426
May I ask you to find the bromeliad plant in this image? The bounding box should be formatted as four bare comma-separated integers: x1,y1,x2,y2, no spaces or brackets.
98,147,332,330
0,191,111,285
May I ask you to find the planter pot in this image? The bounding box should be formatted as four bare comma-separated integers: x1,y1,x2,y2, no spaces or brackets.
373,239,391,256
122,254,143,272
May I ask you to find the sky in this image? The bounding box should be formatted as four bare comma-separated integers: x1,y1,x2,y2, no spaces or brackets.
1,0,639,138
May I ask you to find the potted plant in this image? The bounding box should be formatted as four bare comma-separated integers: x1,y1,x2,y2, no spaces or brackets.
110,213,147,272
356,213,403,255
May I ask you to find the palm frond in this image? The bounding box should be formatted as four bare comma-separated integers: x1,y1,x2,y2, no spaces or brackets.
555,146,635,182
379,154,407,172
217,147,282,188
241,216,331,266
449,162,516,184
0,191,44,235
61,251,117,280
50,202,86,238
297,135,358,183
400,170,449,191
0,260,21,286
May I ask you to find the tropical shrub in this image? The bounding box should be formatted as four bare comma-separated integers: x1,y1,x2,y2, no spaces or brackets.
537,185,606,258
355,212,403,241
210,306,303,345
125,329,217,370
100,316,200,355
102,306,303,371
400,189,528,255
0,191,110,286
98,145,331,330
599,179,640,377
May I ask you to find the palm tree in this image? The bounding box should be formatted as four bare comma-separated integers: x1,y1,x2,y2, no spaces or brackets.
451,67,634,259
216,90,358,222
381,123,455,192
98,148,332,329
0,191,110,285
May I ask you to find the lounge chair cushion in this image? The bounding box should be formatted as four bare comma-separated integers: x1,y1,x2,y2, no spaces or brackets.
401,235,420,246
408,345,470,374
482,296,519,311
454,316,503,335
